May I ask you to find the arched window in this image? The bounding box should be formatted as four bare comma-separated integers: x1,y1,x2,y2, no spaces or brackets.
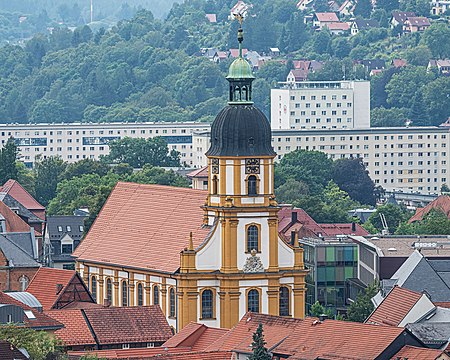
137,283,144,306
279,287,290,316
247,225,259,252
212,176,218,195
153,285,159,305
91,276,97,302
169,288,176,318
19,275,29,292
247,289,260,313
106,278,112,302
122,281,128,307
201,289,214,319
248,175,257,196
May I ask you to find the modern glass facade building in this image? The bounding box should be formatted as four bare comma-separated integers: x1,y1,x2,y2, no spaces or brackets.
302,237,358,315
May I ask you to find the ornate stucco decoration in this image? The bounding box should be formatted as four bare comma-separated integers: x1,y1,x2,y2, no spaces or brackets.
243,249,264,273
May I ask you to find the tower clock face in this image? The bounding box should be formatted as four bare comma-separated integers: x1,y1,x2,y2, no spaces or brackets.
211,158,219,174
245,158,260,174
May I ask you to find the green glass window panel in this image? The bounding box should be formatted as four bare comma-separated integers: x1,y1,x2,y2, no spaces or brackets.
344,247,354,261
354,247,358,259
326,247,335,262
326,266,335,281
317,247,325,262
317,267,326,282
345,266,354,279
335,267,344,282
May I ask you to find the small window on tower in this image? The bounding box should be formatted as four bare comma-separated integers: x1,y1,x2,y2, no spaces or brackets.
248,175,257,196
212,176,218,195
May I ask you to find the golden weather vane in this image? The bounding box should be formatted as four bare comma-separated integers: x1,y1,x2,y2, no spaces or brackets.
233,13,244,27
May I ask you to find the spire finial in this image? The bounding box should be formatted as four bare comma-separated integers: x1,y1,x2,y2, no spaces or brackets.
188,232,194,251
233,13,244,58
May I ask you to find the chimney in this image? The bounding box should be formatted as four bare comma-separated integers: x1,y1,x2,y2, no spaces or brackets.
291,231,296,246
56,284,63,295
351,222,356,232
318,314,328,321
291,211,298,224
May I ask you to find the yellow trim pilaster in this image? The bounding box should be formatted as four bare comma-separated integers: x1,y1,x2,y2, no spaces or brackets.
161,278,167,316
267,277,279,316
113,270,119,307
145,275,151,306
97,268,104,305
219,278,240,328
268,218,279,272
129,273,135,306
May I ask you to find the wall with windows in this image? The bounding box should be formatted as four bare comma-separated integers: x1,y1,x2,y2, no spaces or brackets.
193,127,450,194
0,122,210,168
271,81,370,131
302,240,358,314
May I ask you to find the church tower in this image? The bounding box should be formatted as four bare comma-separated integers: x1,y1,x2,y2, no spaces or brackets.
178,23,307,330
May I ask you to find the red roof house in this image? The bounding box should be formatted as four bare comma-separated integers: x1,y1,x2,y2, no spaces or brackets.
47,306,172,351
365,286,433,327
0,180,45,220
408,195,450,223
392,345,449,360
26,267,95,310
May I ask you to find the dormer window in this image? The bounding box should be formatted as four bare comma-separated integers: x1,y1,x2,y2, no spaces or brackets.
66,225,71,232
61,244,73,254
58,226,63,232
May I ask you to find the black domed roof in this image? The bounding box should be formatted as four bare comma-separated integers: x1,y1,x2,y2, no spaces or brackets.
206,104,275,157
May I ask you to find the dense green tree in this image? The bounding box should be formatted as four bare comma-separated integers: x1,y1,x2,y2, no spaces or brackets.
275,178,309,204
332,158,375,205
104,137,180,168
364,204,410,234
33,156,67,206
422,77,450,125
396,209,450,235
310,300,334,318
312,29,332,55
0,324,63,360
405,45,432,66
346,282,378,322
63,159,110,180
0,138,19,185
16,162,35,196
314,0,329,12
370,107,407,127
375,0,399,12
275,149,333,194
249,323,271,360
421,24,450,59
354,0,373,17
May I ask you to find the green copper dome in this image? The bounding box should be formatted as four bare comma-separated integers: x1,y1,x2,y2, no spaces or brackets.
226,57,255,80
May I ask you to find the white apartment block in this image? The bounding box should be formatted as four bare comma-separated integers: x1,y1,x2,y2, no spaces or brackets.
0,122,210,167
271,81,370,130
193,126,450,195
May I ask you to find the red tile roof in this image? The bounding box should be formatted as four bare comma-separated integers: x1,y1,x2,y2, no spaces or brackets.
0,180,45,219
0,292,62,330
275,318,405,359
366,286,423,326
0,201,31,233
315,12,339,22
163,322,228,352
207,312,304,353
406,16,430,26
187,166,208,179
207,312,407,359
46,309,96,346
73,182,210,273
26,267,83,310
391,345,446,360
408,195,450,223
324,22,350,31
229,48,248,58
67,348,231,360
83,306,172,345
